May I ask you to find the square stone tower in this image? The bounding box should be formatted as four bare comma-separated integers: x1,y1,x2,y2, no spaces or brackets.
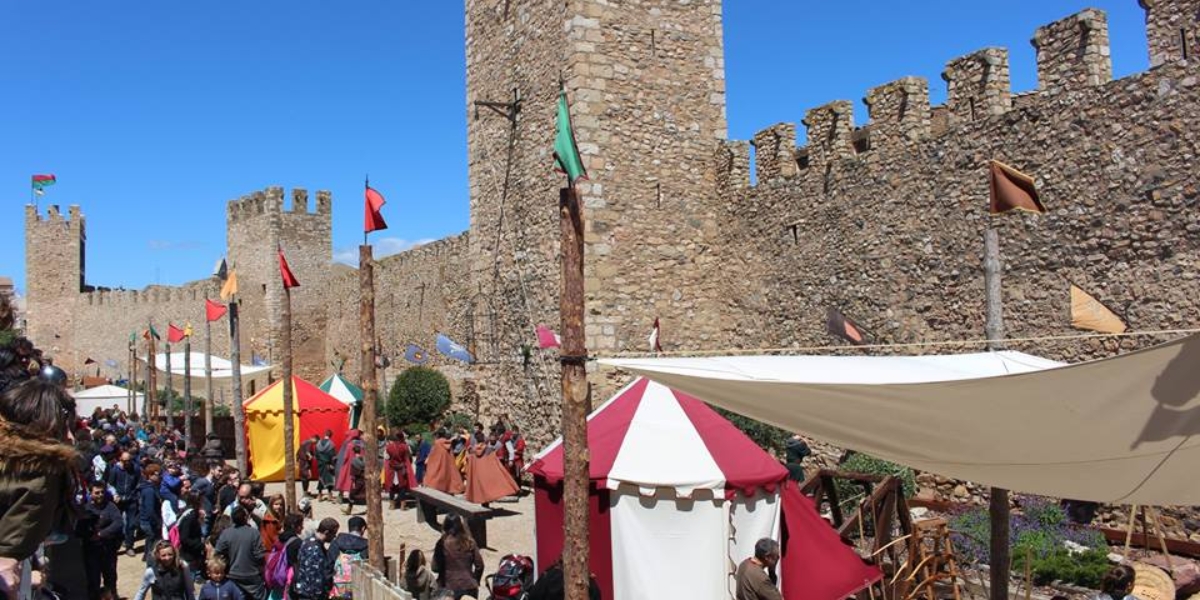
464,0,729,442
24,204,85,370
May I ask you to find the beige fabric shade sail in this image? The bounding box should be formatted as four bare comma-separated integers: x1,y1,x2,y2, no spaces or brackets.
601,334,1200,505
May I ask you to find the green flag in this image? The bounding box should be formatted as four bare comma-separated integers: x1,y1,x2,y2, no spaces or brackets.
553,90,587,184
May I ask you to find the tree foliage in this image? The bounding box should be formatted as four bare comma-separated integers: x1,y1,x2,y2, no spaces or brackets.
386,366,451,428
712,406,791,455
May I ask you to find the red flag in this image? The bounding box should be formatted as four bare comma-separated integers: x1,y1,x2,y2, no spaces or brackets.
205,299,228,322
648,318,662,352
536,324,561,349
278,247,300,289
365,185,388,233
167,323,186,343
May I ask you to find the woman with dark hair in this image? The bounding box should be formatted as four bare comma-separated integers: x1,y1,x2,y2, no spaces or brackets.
1094,564,1141,600
403,549,435,600
431,514,484,599
176,490,207,581
0,378,79,596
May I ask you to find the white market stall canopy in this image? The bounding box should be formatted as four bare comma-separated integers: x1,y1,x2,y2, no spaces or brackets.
602,335,1200,505
73,384,145,417
152,352,273,379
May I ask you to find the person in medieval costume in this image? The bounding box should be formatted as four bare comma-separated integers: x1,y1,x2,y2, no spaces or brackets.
383,431,415,509
422,431,465,495
464,438,519,506
341,446,366,515
334,430,363,503
296,435,317,497
314,430,336,502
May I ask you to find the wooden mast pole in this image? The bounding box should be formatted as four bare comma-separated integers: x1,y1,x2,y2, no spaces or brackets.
205,295,215,437
281,278,298,511
985,225,1010,600
559,185,590,600
230,298,248,473
359,244,385,570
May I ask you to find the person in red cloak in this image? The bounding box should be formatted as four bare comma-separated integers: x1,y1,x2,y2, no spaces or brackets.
383,430,416,509
335,430,364,499
422,431,464,495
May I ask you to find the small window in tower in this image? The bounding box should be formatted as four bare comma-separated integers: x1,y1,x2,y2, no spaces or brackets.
262,284,267,294
1181,28,1191,60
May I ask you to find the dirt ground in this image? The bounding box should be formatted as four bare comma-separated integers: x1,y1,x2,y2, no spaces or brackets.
113,482,536,599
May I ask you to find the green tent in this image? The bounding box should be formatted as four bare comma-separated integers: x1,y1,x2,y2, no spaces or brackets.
318,373,364,429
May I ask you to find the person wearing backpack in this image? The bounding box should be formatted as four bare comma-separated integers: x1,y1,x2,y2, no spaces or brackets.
175,491,206,582
328,516,369,596
264,514,304,600
291,518,339,600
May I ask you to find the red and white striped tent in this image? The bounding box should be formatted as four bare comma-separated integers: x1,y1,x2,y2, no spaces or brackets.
527,378,879,600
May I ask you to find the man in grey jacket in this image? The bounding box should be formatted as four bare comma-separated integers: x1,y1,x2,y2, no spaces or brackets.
215,506,266,600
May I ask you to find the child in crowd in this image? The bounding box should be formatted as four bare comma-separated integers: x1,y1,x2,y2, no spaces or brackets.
133,540,195,600
198,556,244,600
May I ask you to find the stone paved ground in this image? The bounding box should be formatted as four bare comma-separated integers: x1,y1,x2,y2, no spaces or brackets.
114,482,536,599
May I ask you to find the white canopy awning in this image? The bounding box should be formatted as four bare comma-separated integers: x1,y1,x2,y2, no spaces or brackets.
602,335,1200,505
72,384,145,416
152,352,273,379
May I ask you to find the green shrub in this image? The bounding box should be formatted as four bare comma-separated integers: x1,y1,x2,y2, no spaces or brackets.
1025,548,1111,588
386,367,451,428
442,411,474,432
833,453,917,508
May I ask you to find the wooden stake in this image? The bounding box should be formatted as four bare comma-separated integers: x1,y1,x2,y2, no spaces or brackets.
229,300,248,473
984,225,1010,600
559,186,591,600
1124,504,1138,558
360,245,385,570
205,295,214,437
281,284,297,511
1148,507,1174,570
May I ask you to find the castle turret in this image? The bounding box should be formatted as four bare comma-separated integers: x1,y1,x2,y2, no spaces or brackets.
24,204,85,371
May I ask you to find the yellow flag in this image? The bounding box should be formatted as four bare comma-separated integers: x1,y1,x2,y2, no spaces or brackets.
184,322,194,338
220,270,239,301
1070,285,1127,334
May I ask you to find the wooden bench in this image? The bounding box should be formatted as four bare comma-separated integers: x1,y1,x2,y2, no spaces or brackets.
410,486,496,549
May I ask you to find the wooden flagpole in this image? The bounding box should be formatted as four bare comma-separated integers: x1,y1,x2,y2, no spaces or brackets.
559,185,591,600
281,281,298,511
229,298,248,473
147,322,158,421
184,335,193,446
128,339,136,415
204,297,214,437
984,225,1011,600
165,340,174,425
359,244,384,569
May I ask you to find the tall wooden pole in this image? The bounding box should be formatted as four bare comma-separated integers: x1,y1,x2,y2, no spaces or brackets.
184,337,193,447
229,301,248,473
128,341,136,415
281,285,298,511
559,186,591,600
359,245,385,569
204,304,214,437
984,225,1010,600
165,341,174,425
147,324,157,421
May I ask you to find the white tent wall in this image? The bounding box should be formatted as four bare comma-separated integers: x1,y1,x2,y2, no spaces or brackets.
727,491,781,596
610,489,728,600
73,385,146,417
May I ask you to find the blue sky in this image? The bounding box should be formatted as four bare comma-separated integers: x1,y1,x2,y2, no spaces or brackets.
1,1,1148,293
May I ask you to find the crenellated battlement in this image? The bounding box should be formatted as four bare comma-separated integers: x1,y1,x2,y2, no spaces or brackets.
81,280,219,307
717,6,1192,190
25,204,84,226
1033,8,1112,92
226,187,332,223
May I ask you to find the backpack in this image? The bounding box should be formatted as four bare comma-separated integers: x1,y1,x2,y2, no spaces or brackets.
330,545,365,597
167,508,191,549
486,554,534,599
265,539,291,590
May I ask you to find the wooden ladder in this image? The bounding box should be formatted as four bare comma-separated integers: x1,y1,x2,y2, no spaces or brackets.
905,518,962,600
